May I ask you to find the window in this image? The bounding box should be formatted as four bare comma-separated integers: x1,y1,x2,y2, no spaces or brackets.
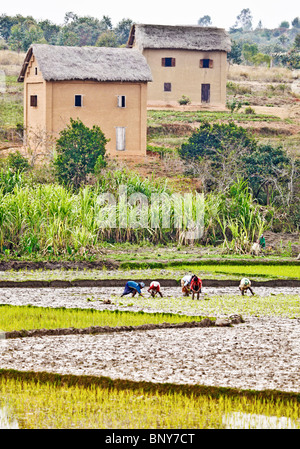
162,57,176,67
200,59,213,68
30,95,37,107
74,95,82,107
117,95,126,108
164,83,172,92
116,127,126,151
34,67,38,75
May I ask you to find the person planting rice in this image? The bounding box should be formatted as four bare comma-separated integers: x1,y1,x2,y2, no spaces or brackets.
121,281,145,297
148,281,163,298
190,275,202,300
239,277,255,296
181,274,192,296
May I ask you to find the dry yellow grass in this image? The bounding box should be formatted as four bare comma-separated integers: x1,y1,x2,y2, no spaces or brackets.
227,64,298,83
0,50,25,77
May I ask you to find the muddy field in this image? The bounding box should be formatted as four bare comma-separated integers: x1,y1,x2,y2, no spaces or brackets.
0,285,300,393
0,285,299,310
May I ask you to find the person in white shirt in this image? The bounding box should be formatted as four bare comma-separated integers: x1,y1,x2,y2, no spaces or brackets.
181,274,192,296
239,278,255,296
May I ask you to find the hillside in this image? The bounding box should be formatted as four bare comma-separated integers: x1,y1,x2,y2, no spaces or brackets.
1,49,299,170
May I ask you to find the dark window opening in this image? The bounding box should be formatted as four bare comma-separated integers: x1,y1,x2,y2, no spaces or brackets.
34,67,38,75
200,59,213,68
118,95,126,108
75,95,82,107
162,57,176,67
164,83,172,92
30,95,37,107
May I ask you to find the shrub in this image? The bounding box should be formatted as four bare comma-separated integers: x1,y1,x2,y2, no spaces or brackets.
53,118,108,189
7,151,30,173
178,95,191,105
244,106,255,114
226,97,243,113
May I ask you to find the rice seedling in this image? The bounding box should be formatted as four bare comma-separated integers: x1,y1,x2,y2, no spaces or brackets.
0,305,210,332
165,264,300,280
111,294,300,320
0,375,299,429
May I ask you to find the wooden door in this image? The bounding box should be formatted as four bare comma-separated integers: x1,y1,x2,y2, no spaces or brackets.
201,84,210,103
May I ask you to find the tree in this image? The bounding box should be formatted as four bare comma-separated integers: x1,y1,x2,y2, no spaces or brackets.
0,14,19,40
227,40,243,64
252,52,271,67
114,18,133,45
256,20,263,30
64,12,78,24
178,121,298,219
102,16,113,30
294,33,300,49
241,144,291,205
96,30,118,47
57,28,79,46
279,21,290,29
39,19,60,45
53,118,108,189
197,15,212,26
242,42,258,64
8,19,45,51
292,17,300,28
234,8,253,31
178,121,256,191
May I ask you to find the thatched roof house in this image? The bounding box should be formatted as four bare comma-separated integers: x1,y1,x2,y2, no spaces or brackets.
18,44,152,157
127,24,231,53
18,44,152,83
127,24,231,107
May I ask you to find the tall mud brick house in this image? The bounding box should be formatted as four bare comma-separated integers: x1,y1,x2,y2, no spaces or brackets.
18,44,152,157
127,24,231,107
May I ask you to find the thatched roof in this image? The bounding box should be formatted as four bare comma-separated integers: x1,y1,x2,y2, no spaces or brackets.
127,24,231,53
18,44,152,83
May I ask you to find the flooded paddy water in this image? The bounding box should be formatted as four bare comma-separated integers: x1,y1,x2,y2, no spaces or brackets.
0,279,299,429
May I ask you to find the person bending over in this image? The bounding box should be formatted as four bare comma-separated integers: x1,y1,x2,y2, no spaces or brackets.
190,275,202,300
239,278,255,296
148,281,163,298
181,274,192,296
121,281,145,297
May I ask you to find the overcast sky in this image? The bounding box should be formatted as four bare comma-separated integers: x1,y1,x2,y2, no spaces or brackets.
1,0,299,30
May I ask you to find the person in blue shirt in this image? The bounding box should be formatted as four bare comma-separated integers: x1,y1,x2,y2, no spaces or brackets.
121,281,145,297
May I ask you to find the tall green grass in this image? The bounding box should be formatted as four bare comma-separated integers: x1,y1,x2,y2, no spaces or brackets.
0,171,271,255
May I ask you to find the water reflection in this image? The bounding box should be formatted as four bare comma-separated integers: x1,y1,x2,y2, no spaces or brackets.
223,411,299,429
0,406,19,429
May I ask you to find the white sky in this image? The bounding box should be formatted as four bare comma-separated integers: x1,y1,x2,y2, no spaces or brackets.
1,0,299,30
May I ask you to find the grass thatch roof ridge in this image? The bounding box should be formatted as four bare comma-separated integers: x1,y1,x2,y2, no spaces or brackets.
18,44,153,83
127,24,232,53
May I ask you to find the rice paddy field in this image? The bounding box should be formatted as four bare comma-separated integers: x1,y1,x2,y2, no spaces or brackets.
1,375,299,429
0,261,299,282
0,260,299,430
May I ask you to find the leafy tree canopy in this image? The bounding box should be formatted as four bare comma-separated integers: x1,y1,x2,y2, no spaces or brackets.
53,118,108,189
197,15,212,26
